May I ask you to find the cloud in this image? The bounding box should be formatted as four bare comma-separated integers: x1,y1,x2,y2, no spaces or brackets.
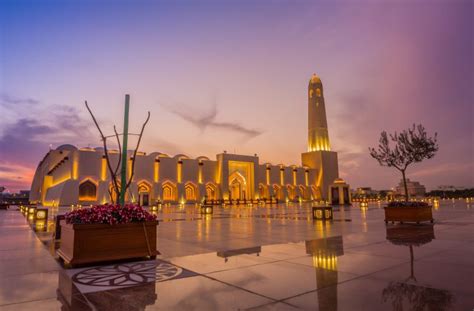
0,93,39,106
0,161,35,192
0,94,96,191
164,101,263,139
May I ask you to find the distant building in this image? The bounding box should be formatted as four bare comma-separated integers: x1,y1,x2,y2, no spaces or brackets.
395,179,426,197
355,187,378,197
0,190,30,205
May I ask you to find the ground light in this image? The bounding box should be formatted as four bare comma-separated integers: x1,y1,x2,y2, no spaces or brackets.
201,204,213,215
312,205,333,221
35,208,48,220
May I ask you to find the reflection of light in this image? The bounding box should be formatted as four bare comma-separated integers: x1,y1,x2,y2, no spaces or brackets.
312,254,337,271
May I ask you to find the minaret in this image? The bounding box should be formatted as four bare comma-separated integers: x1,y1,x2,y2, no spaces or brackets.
302,73,340,201
308,73,330,151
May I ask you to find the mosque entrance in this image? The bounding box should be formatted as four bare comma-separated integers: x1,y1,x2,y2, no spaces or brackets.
138,182,151,206
229,171,247,201
139,193,149,206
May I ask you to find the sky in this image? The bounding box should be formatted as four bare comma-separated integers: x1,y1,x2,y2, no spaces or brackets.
0,0,472,192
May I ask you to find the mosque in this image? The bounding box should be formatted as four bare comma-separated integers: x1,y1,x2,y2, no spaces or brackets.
29,74,351,206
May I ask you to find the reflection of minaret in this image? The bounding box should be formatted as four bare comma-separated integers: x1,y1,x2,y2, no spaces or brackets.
305,236,344,311
308,74,330,152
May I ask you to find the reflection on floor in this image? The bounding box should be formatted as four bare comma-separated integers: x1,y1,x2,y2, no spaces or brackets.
0,201,473,310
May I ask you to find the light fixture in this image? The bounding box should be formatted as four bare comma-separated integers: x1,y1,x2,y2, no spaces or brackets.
312,205,333,221
201,204,213,215
35,208,48,220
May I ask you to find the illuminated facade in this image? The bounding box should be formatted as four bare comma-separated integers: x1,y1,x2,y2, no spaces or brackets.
30,74,349,206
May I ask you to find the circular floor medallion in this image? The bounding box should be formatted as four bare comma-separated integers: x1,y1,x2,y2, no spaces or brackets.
72,261,182,287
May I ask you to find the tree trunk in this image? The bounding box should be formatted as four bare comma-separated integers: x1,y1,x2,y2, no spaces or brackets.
401,170,409,202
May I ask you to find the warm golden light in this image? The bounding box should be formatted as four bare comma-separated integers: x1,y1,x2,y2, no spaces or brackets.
154,160,160,182
185,182,197,201
198,165,203,184
312,254,337,271
177,161,182,183
101,157,107,181
35,210,47,220
72,159,78,180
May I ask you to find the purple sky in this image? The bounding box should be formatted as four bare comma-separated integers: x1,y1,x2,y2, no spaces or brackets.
0,0,472,192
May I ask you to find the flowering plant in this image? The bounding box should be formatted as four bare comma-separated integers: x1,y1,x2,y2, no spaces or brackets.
65,204,157,225
387,201,430,208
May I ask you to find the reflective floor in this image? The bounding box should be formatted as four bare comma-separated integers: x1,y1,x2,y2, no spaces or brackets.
0,200,473,310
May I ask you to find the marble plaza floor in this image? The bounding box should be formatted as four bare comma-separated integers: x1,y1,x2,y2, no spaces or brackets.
0,201,473,310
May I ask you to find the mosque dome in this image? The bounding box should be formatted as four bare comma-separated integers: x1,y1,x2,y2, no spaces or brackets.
310,73,321,84
56,144,77,151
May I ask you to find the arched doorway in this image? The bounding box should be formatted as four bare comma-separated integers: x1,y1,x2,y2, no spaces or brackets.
138,181,151,206
162,181,177,202
311,185,321,200
184,182,198,202
79,180,97,201
205,183,218,201
273,184,282,201
299,185,307,200
258,183,269,200
229,171,246,201
287,185,296,201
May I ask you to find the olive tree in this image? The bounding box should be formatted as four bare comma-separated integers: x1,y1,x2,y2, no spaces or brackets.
369,124,438,202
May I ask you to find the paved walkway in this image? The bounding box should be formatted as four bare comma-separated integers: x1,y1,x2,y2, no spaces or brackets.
0,201,473,310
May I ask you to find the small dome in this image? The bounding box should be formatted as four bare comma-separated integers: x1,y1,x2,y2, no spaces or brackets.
56,144,77,151
310,73,321,84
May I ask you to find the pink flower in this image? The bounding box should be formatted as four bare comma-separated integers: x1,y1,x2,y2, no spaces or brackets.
65,204,158,225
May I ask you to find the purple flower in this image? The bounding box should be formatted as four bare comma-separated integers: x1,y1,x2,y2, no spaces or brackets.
65,204,158,225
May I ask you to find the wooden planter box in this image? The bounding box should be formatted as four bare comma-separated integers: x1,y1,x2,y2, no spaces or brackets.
57,221,158,267
384,206,433,224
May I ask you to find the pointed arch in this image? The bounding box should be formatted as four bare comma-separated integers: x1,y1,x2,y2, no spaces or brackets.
298,185,307,200
108,181,129,203
162,180,177,202
79,179,97,201
137,180,152,193
137,180,152,206
229,171,247,200
205,183,218,201
258,183,269,200
184,182,198,201
273,184,283,200
311,185,321,200
287,184,296,201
